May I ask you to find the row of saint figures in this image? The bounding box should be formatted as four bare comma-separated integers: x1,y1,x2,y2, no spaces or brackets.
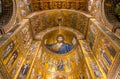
16,46,86,79
40,52,81,72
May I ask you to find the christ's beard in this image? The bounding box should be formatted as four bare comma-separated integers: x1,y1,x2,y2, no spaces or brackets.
57,40,64,43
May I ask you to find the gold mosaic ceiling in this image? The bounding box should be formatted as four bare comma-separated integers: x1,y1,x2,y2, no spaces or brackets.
31,0,88,11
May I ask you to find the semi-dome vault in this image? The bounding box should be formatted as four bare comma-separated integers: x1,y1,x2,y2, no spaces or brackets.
0,0,120,79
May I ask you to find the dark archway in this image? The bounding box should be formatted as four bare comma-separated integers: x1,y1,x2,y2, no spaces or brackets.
0,0,2,16
0,0,13,27
104,0,120,31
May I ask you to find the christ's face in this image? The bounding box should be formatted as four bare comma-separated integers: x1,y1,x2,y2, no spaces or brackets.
57,36,64,43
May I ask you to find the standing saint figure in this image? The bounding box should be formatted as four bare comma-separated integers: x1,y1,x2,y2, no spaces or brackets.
47,34,73,54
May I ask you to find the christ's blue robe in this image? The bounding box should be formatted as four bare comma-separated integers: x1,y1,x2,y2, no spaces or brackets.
48,43,73,54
